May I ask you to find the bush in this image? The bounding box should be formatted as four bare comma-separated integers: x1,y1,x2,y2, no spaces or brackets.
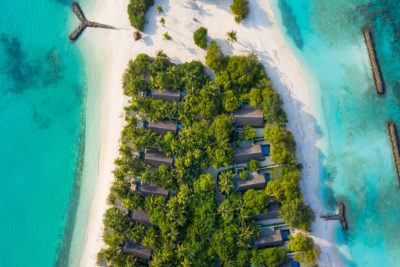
205,41,226,72
287,233,320,265
193,27,208,49
239,171,248,180
243,125,256,140
230,0,249,23
127,0,154,31
248,159,260,172
163,32,171,40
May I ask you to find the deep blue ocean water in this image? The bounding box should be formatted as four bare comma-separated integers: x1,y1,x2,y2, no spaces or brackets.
0,0,88,266
272,0,400,265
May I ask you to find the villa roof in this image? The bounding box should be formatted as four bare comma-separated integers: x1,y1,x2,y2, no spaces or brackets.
152,88,181,103
234,106,264,127
234,144,263,164
149,120,178,135
253,202,281,221
132,209,157,227
139,182,169,197
254,228,284,248
143,149,173,168
123,241,152,260
237,171,267,191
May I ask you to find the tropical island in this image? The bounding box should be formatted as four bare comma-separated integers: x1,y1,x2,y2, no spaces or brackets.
73,0,345,266
97,35,318,266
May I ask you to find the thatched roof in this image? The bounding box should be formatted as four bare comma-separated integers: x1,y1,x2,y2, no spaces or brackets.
234,144,263,164
139,182,169,197
152,88,181,102
254,228,284,248
234,106,264,127
149,120,178,135
123,241,152,260
133,31,141,41
132,209,157,227
253,202,281,221
237,171,267,191
143,149,173,168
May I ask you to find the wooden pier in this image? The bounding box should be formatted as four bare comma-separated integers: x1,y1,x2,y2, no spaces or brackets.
362,27,385,95
321,203,347,230
69,2,117,41
387,121,400,184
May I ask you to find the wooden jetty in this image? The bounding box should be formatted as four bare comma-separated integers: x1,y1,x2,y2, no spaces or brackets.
69,2,117,41
321,203,348,230
362,27,385,95
387,121,400,184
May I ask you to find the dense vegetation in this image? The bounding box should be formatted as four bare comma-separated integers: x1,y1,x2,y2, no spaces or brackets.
193,27,208,49
230,0,250,23
127,0,154,31
98,48,317,266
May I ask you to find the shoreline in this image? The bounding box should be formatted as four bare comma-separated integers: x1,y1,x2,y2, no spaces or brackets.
77,0,342,266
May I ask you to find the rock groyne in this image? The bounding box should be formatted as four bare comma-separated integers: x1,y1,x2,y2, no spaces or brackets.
362,27,385,95
69,2,117,41
387,121,400,184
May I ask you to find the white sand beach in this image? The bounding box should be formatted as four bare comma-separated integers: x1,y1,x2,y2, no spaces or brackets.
78,0,343,266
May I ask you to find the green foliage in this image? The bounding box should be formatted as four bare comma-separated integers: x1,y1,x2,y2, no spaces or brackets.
230,0,249,23
193,27,208,49
251,247,287,267
226,30,238,44
287,233,320,265
261,86,287,123
218,170,234,195
209,114,234,143
163,32,171,40
279,199,315,231
239,171,248,180
160,17,165,25
264,124,296,164
127,0,154,31
101,52,315,266
243,125,256,140
248,159,260,172
205,41,226,72
157,4,163,14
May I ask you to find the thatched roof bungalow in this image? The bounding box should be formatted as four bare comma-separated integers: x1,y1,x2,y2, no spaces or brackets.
233,106,264,127
237,171,267,192
149,120,178,135
253,202,281,221
234,144,263,164
132,209,158,227
254,228,284,248
152,88,181,103
139,182,169,197
123,241,152,260
143,149,173,168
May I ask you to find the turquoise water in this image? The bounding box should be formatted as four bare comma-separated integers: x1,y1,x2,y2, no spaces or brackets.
272,0,400,266
0,0,90,266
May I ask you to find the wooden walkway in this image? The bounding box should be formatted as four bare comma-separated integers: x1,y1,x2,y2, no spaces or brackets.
321,203,347,230
69,2,117,41
363,27,385,95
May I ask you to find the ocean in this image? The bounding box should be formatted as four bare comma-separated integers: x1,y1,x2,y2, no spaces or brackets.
271,0,400,266
0,0,102,266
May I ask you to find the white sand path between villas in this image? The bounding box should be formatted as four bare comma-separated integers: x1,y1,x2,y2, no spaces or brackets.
79,0,343,266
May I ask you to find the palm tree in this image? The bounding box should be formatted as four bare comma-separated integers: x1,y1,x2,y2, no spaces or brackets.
218,170,234,195
226,30,237,44
157,4,163,14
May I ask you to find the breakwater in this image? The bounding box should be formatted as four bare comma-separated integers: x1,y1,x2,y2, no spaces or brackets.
69,2,116,41
387,121,400,184
362,28,385,95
